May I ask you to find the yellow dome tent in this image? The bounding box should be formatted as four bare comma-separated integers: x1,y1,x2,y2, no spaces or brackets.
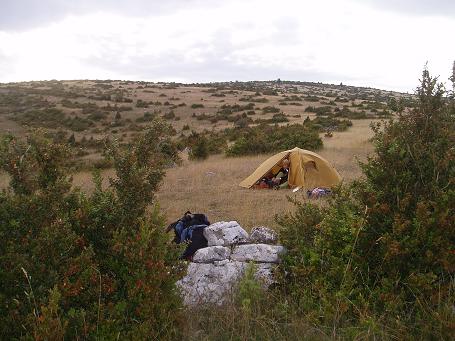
239,147,342,189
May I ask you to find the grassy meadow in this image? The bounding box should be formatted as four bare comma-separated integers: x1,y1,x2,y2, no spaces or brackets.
0,79,385,229
1,118,375,228
154,119,375,229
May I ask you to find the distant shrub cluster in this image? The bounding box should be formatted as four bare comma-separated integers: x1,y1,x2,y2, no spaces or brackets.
261,106,280,114
179,131,227,160
304,105,332,115
11,107,66,127
226,123,322,156
135,111,157,123
178,112,351,157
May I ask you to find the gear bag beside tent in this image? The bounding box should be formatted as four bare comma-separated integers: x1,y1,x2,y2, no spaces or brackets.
239,147,342,189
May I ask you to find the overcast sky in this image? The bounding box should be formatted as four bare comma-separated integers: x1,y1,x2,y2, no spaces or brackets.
0,0,454,92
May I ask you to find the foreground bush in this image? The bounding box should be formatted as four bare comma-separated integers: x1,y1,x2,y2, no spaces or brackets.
277,68,455,338
0,120,184,340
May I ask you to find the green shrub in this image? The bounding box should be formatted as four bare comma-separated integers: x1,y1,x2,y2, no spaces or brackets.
182,131,226,158
304,105,332,115
188,133,209,160
65,116,93,131
191,103,204,109
303,95,320,102
136,99,149,108
355,68,455,302
226,124,322,156
239,97,269,103
263,89,279,96
334,106,367,119
277,67,455,338
87,111,108,121
234,117,251,128
262,106,280,114
162,111,175,120
271,113,288,123
0,120,184,340
12,108,66,128
310,116,352,131
136,111,156,123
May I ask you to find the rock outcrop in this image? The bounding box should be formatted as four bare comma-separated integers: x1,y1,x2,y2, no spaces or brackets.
176,222,285,306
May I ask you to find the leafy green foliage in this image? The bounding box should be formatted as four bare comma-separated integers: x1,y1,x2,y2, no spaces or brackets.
0,119,184,340
304,105,332,115
180,131,227,158
226,124,322,156
277,67,455,338
188,133,209,160
355,68,455,304
12,108,66,128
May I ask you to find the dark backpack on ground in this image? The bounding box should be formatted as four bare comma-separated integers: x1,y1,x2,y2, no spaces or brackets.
166,212,210,260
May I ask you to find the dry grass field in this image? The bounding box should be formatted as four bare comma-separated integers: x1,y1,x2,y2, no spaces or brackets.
0,79,397,229
154,119,375,229
0,117,375,230
65,118,375,230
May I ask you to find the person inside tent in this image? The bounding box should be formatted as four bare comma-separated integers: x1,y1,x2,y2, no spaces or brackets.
270,158,290,189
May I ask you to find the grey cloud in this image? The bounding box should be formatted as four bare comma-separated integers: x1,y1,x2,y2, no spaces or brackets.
353,0,455,17
270,17,302,46
0,0,223,31
82,43,347,85
76,23,355,86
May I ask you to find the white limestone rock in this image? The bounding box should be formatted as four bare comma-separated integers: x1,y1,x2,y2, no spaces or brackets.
231,244,285,263
203,221,249,246
176,261,247,305
176,261,277,306
249,226,278,244
192,246,231,263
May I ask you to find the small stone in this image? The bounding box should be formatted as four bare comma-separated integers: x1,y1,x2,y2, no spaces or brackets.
249,226,278,244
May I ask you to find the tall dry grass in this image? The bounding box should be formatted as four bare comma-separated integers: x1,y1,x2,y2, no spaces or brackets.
1,119,377,229
156,119,376,229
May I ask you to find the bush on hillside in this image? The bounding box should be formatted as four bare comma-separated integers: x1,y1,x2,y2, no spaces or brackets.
261,106,280,114
0,120,184,340
12,108,66,128
183,131,227,158
226,124,322,156
277,67,455,338
304,105,332,115
188,133,209,160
